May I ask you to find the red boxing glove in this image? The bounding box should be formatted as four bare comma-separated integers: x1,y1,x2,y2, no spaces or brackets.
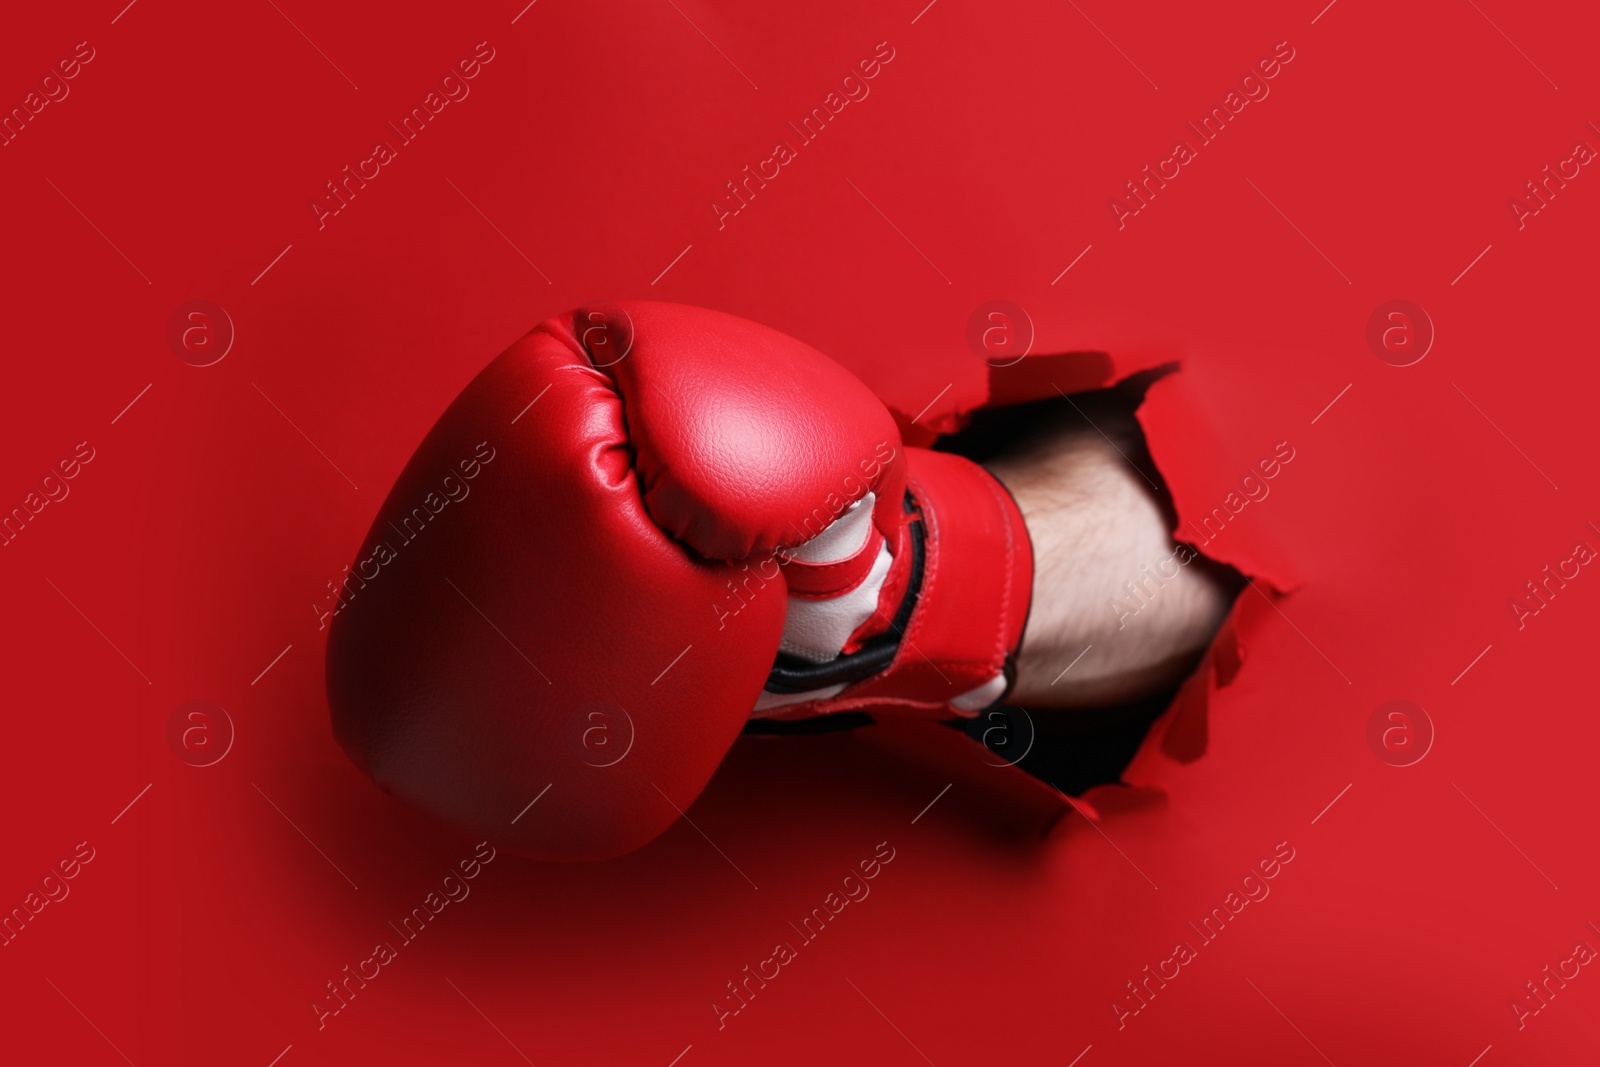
327,303,1031,860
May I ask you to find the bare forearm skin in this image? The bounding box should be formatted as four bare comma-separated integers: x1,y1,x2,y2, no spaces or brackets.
983,407,1241,709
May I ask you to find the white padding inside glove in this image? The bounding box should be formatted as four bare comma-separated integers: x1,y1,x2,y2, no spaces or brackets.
751,683,848,716
950,673,1008,713
789,494,875,564
778,541,892,664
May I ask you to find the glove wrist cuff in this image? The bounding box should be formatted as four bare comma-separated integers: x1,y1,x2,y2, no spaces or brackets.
755,448,1034,720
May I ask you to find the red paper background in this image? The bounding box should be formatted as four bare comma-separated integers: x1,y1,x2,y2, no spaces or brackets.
3,1,1596,1063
